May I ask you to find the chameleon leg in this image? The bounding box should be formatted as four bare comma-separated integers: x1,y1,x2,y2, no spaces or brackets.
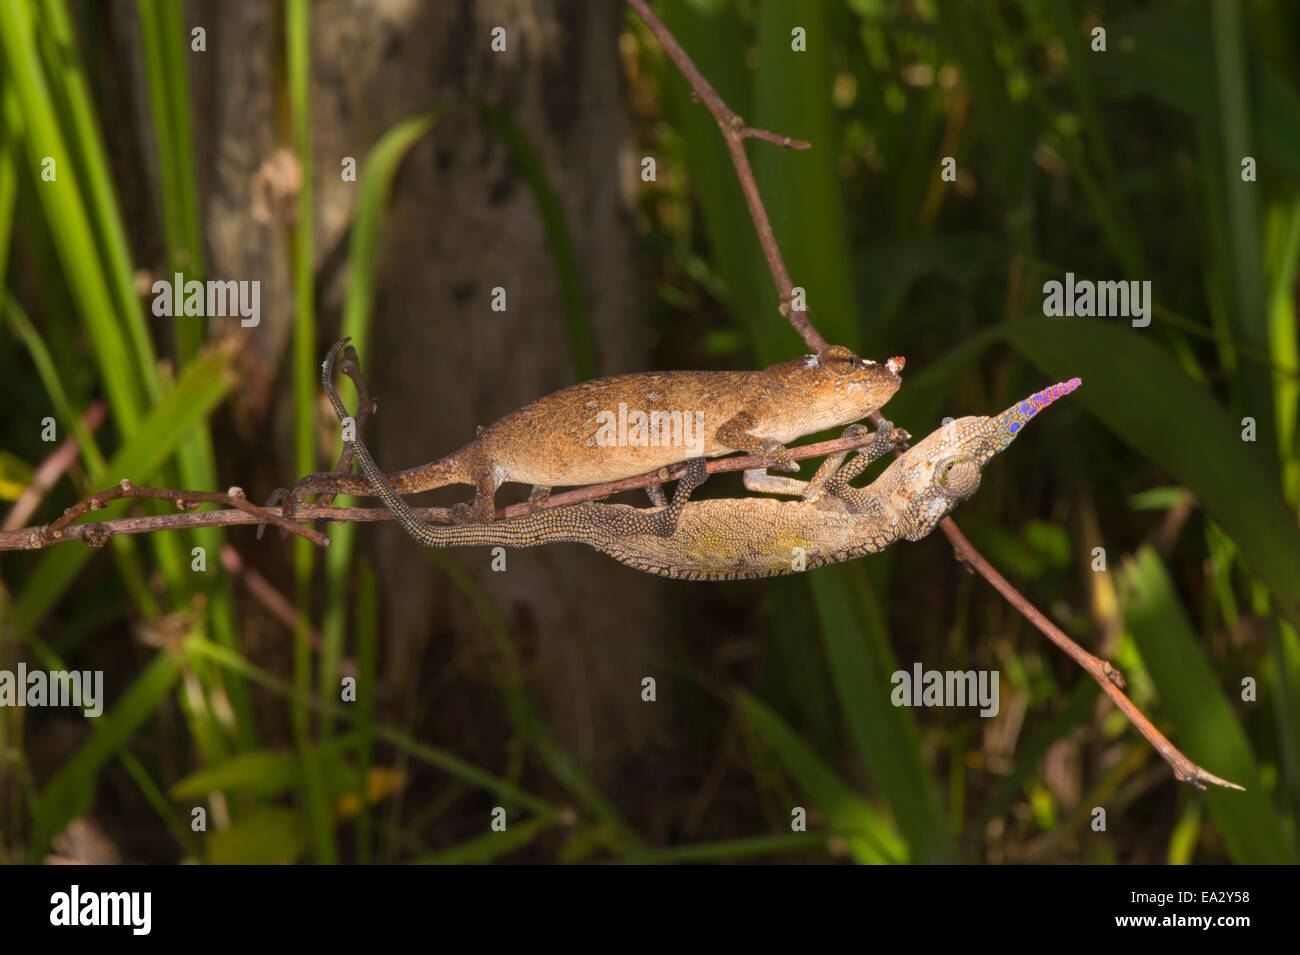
610,458,708,538
645,483,667,507
826,423,909,485
651,457,709,537
526,484,552,513
741,423,895,501
800,450,856,500
715,411,799,472
283,454,468,522
824,422,910,499
460,451,499,523
741,469,810,497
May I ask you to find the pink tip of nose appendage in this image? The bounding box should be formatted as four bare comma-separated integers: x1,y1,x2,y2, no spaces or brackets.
999,378,1081,441
1018,377,1081,417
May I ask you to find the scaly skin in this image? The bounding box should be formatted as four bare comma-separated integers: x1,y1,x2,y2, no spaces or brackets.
324,340,1079,580
294,337,904,521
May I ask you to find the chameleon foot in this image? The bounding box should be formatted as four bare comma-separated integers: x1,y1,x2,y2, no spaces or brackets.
652,457,708,537
526,484,552,513
450,498,496,524
760,439,799,473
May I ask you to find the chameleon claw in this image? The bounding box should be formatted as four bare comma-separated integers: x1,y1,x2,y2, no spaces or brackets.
760,440,799,473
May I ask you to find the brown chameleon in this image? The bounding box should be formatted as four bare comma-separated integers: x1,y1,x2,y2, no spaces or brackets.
289,338,904,521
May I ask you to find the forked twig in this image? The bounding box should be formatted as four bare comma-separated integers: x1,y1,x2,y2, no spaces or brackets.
7,479,329,551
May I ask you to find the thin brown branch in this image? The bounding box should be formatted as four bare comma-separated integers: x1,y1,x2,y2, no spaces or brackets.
629,0,1239,790
937,516,1241,791
627,0,826,353
0,430,876,551
7,479,329,551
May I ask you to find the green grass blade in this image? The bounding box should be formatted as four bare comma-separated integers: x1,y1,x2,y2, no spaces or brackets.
0,0,145,428
809,566,953,861
117,750,198,858
170,749,302,801
284,0,332,865
752,0,858,350
649,1,780,362
136,0,205,362
12,340,239,632
0,97,15,280
411,814,556,865
354,561,378,864
187,638,558,817
3,292,105,473
1003,319,1300,629
1119,547,1294,863
1210,0,1273,471
37,0,163,401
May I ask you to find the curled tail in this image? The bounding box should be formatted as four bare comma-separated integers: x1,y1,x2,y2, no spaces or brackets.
321,339,591,550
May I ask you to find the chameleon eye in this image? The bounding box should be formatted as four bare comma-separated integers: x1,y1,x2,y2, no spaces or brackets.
934,457,979,497
818,345,860,375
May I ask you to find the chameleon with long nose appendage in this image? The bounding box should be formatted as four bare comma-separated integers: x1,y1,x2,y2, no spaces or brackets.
289,338,904,522
322,338,1079,580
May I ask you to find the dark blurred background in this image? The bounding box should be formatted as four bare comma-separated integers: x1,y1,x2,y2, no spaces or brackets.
1,0,1298,864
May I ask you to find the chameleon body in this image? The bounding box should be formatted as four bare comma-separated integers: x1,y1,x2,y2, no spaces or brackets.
294,338,903,521
324,339,1080,580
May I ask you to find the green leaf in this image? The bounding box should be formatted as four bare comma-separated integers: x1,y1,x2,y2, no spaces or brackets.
753,0,858,351
809,566,953,861
170,750,302,801
1119,547,1294,863
652,1,781,362
207,807,307,865
1003,319,1300,629
0,449,34,500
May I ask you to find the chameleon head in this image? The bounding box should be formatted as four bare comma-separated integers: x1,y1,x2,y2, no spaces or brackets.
884,378,1082,540
796,345,904,423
